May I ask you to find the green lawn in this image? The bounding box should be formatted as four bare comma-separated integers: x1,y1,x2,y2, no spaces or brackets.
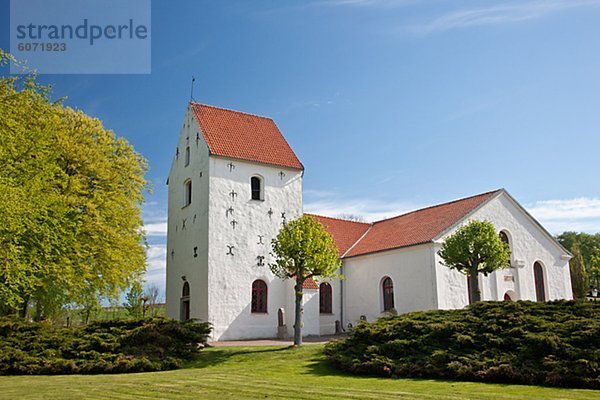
0,345,597,400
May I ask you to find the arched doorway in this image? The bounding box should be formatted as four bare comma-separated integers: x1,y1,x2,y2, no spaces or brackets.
503,290,517,301
181,281,190,321
533,262,546,302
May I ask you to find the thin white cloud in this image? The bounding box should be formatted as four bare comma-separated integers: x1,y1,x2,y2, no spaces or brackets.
526,197,600,234
143,244,167,292
306,191,600,233
414,0,600,34
316,0,417,7
305,191,417,222
144,222,168,237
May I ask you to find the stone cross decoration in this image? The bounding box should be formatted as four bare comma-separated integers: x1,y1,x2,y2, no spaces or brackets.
226,245,235,256
229,190,238,201
257,255,265,266
257,235,264,245
227,162,236,172
226,206,234,217
230,219,238,230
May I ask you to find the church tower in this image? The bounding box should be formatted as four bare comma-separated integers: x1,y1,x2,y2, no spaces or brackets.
166,103,304,340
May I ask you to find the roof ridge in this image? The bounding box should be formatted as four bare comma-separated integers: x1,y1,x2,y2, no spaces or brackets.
190,102,273,121
372,189,503,225
305,213,373,226
341,224,373,258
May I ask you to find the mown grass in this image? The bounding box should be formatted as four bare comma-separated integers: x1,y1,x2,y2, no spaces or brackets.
0,345,597,400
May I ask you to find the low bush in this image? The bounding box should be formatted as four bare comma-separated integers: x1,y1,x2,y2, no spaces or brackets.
0,317,211,375
324,301,600,389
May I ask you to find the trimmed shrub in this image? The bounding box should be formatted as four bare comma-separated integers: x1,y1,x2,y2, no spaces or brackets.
0,317,211,375
324,301,600,389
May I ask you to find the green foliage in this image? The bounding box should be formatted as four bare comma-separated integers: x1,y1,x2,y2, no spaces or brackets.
324,301,600,389
270,215,341,282
124,280,144,318
0,50,148,318
557,232,600,291
438,220,510,302
569,243,588,299
557,232,600,268
0,317,211,375
270,215,341,345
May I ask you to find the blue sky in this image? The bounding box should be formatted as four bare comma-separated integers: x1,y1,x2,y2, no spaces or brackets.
2,0,600,294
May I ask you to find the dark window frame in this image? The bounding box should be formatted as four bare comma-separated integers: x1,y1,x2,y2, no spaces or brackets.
382,277,395,311
319,283,332,314
181,282,190,321
251,279,268,313
534,262,546,302
250,176,263,201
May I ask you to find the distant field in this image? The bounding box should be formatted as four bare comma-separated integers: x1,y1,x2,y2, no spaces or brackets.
93,304,166,321
0,345,597,400
51,304,167,327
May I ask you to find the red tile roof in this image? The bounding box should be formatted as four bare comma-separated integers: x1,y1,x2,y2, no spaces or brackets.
308,190,501,259
190,103,303,170
308,214,371,256
302,278,319,290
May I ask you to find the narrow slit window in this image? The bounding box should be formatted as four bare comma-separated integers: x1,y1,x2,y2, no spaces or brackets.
185,147,190,166
184,180,192,206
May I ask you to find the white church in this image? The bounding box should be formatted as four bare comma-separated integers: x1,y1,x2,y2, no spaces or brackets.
166,102,573,341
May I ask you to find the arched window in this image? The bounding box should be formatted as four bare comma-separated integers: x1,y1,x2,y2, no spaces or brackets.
184,146,190,166
534,262,546,302
319,283,332,314
181,282,190,321
184,179,192,206
499,231,511,266
250,176,263,201
382,277,394,311
251,280,268,313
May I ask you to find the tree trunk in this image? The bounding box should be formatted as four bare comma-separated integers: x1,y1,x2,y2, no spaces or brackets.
470,263,481,303
293,278,303,346
19,296,30,318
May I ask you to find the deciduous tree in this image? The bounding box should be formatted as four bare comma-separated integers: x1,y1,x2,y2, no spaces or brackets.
438,220,510,303
270,216,340,346
569,243,588,299
0,50,148,318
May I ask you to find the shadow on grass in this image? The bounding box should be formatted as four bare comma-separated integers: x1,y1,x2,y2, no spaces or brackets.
187,346,293,369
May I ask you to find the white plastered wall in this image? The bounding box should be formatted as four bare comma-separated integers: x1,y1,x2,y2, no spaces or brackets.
434,192,572,309
342,244,437,326
166,106,210,323
207,156,304,340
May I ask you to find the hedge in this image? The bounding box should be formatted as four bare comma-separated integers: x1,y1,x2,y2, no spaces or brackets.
324,301,600,389
0,317,211,375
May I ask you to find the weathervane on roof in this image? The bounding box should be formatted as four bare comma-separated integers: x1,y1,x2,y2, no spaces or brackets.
190,76,196,102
